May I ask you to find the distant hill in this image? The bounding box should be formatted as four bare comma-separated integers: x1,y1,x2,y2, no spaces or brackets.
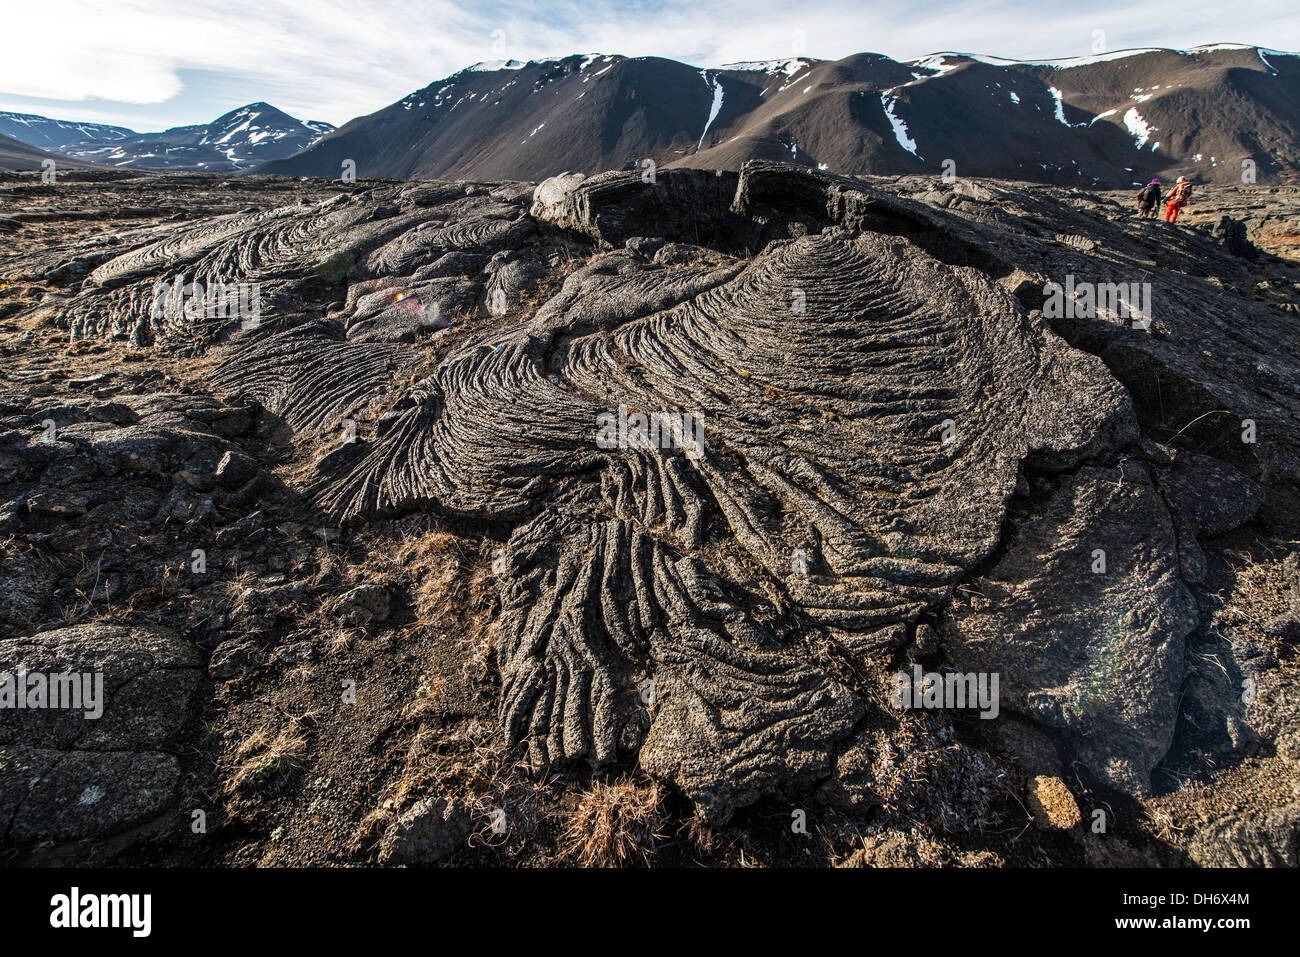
47,103,333,172
260,44,1300,187
0,132,97,172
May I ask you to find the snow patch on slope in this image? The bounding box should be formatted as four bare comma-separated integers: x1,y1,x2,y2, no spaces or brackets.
720,58,808,76
908,54,964,77
904,45,1299,74
467,59,526,72
880,94,919,157
697,71,725,152
1048,87,1071,125
1122,108,1156,148
1030,48,1165,68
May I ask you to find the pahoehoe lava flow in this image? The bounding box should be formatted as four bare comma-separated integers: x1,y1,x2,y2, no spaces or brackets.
8,161,1300,833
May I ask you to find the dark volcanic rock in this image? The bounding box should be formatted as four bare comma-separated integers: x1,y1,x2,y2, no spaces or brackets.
377,797,472,864
941,465,1198,795
6,750,182,844
0,622,201,845
1213,215,1258,260
225,166,1136,819
1156,451,1265,537
1187,802,1300,867
5,162,1300,833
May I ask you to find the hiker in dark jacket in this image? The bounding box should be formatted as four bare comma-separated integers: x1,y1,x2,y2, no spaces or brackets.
1137,179,1161,217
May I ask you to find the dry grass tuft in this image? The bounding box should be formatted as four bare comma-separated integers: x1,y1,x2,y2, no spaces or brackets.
1213,545,1295,646
225,719,311,796
1145,805,1185,843
395,529,463,619
559,775,667,867
680,808,716,857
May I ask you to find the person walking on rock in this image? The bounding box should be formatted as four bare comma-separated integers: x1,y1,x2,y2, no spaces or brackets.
1163,176,1193,223
1137,179,1161,218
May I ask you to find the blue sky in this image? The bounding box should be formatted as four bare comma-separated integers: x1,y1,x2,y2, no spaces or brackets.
2,0,1297,132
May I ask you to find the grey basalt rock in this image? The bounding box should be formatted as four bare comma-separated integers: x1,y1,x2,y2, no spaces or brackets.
5,750,181,845
529,172,587,228
533,168,744,247
0,622,202,845
377,797,472,865
1156,451,1265,537
940,465,1198,795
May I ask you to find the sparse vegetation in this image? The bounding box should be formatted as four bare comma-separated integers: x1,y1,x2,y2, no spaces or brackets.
559,775,667,867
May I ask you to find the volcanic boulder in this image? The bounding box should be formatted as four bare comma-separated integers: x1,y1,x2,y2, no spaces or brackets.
0,623,201,844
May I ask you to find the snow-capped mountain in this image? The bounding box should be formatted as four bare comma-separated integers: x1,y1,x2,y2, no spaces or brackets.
261,44,1300,186
53,104,334,171
0,112,134,152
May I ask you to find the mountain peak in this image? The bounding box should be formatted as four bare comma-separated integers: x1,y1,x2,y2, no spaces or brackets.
214,102,293,123
27,103,336,172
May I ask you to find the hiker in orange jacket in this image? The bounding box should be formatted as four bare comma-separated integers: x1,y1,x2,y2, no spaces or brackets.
1163,176,1193,222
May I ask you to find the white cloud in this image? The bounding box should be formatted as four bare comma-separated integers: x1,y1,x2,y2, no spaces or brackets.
1,0,1296,130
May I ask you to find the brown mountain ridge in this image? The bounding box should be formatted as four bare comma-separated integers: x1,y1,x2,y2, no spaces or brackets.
260,44,1300,187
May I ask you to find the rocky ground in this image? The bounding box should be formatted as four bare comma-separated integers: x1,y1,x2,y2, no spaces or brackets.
1,166,1298,867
